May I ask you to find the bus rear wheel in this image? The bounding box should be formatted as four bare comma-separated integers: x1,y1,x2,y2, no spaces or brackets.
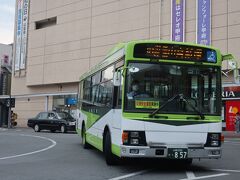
104,131,117,165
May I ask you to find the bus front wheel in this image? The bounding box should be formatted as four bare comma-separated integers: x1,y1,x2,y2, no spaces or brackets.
82,125,90,149
104,131,117,165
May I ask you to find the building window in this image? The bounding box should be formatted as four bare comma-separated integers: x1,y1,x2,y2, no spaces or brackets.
35,17,57,29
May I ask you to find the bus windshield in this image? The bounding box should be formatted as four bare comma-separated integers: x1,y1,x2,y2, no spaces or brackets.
124,62,221,116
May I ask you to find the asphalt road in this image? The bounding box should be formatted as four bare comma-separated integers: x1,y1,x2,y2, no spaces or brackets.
0,128,240,180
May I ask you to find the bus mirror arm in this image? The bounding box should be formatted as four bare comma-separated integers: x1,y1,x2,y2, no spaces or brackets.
222,54,239,84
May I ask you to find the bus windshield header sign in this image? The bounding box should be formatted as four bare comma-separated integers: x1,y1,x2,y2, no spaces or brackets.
133,43,217,63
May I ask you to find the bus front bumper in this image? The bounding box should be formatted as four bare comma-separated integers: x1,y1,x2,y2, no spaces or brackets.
120,145,221,159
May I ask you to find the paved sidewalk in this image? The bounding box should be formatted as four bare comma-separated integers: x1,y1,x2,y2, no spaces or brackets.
223,131,240,139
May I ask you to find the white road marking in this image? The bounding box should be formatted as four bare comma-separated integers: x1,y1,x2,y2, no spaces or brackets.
212,169,240,173
108,167,240,180
180,173,229,180
108,169,150,180
186,171,196,179
0,134,56,160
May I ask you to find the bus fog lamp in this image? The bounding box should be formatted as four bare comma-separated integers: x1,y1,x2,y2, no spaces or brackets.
211,150,220,155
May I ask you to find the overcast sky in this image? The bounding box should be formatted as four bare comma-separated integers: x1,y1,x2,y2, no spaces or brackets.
0,0,16,44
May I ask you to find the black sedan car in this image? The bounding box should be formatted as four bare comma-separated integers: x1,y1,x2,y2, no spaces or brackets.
27,111,76,133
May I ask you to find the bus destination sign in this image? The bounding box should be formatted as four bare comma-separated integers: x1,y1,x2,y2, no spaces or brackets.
134,43,217,63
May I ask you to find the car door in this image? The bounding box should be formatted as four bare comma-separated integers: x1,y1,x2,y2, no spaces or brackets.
37,112,49,129
47,112,58,129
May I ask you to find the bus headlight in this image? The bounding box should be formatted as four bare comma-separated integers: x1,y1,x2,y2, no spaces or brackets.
130,131,139,138
122,131,146,146
130,138,139,145
211,140,219,147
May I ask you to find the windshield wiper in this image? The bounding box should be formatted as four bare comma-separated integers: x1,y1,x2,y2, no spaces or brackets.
179,94,205,120
149,94,180,118
149,94,205,120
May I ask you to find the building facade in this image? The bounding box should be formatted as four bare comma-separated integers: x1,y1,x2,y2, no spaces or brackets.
12,0,240,127
0,43,13,127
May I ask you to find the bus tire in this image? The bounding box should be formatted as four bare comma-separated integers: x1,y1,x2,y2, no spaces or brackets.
82,125,90,149
104,131,117,165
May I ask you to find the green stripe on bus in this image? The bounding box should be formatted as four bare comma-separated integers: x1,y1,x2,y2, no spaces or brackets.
123,112,221,121
137,119,219,126
112,144,121,157
86,132,103,151
81,110,101,129
122,112,221,125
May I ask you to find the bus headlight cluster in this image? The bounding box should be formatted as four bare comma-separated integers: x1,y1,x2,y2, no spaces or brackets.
122,131,146,146
205,133,221,147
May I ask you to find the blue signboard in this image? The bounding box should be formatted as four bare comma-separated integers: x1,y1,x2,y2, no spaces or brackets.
197,0,211,45
171,0,185,42
66,98,77,105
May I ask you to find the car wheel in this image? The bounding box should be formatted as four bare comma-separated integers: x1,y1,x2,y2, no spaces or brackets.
104,131,117,165
60,125,66,133
34,124,40,132
82,125,90,149
50,130,56,133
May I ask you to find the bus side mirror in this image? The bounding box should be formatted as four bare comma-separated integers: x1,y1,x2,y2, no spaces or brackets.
113,71,121,86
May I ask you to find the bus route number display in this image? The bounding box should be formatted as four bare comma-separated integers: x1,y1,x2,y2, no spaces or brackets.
133,43,217,63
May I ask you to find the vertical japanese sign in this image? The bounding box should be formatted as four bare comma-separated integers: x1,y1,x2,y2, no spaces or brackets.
15,0,29,71
15,0,23,71
171,0,185,42
20,0,29,69
197,0,211,45
225,101,240,131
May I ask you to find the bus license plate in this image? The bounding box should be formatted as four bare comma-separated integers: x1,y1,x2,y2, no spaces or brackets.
167,148,188,159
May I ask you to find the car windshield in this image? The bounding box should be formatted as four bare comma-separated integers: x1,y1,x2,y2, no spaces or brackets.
124,62,221,116
57,112,74,120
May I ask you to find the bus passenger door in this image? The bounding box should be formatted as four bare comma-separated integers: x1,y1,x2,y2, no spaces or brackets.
112,68,123,129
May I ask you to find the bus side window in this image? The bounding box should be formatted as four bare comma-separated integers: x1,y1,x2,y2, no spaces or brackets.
96,81,113,107
91,85,99,103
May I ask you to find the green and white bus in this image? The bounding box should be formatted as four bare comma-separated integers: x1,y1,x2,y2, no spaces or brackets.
77,40,231,165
